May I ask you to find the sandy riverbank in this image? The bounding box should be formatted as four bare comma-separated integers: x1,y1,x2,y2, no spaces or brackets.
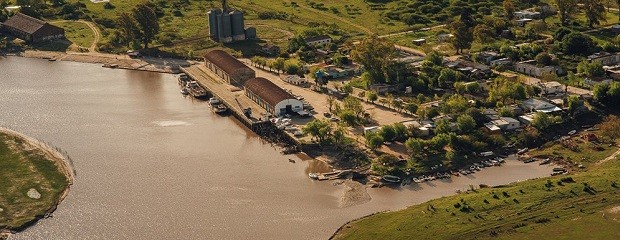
0,128,74,239
17,50,195,73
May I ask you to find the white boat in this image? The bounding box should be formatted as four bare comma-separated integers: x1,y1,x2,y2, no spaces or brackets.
180,88,189,95
208,97,221,106
213,104,228,114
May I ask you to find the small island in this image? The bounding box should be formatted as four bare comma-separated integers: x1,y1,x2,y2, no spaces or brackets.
0,128,73,239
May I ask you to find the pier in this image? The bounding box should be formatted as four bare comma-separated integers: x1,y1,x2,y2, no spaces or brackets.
181,65,271,131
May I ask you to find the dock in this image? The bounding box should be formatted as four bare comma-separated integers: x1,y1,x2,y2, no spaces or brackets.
181,65,271,130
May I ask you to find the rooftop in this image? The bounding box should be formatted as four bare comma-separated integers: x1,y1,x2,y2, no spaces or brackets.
244,77,296,107
2,13,47,34
304,35,331,43
204,50,253,76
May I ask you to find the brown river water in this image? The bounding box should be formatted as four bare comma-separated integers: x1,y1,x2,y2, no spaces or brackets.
0,57,556,239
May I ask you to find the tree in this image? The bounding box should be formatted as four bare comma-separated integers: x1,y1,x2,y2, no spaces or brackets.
473,24,494,44
583,0,607,28
393,123,408,142
535,52,553,66
456,115,476,133
577,60,605,78
561,33,598,56
371,154,400,175
450,19,473,54
532,112,552,130
554,0,578,26
132,3,160,49
272,57,286,73
351,35,396,84
365,133,384,151
333,126,346,147
567,95,584,115
617,0,620,21
405,138,425,157
343,96,364,117
366,91,378,103
435,119,452,134
338,110,357,126
117,12,139,47
503,0,515,20
284,62,300,75
380,125,397,142
405,103,418,115
302,119,332,144
599,115,620,141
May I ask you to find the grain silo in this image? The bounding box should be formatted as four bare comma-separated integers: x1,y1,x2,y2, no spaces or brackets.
230,10,245,41
217,11,232,43
208,9,222,41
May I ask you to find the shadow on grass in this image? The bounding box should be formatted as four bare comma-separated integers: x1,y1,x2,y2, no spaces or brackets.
31,39,71,52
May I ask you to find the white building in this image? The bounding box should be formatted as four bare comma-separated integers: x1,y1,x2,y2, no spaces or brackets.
540,81,566,95
244,77,303,117
485,117,521,132
588,52,620,66
304,35,332,46
514,60,563,77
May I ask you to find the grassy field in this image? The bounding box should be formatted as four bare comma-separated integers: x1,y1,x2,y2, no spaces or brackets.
52,21,94,51
334,148,620,239
0,132,70,231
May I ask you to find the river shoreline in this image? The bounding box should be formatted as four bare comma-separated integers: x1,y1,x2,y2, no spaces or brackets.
7,50,195,74
0,128,74,239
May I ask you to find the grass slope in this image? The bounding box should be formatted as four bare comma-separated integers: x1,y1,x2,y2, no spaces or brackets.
0,132,70,230
334,156,620,239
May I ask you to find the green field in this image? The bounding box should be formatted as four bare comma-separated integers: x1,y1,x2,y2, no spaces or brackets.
0,132,70,231
52,21,94,50
334,153,620,239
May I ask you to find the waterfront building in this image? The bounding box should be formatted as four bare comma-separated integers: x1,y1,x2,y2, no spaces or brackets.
1,13,64,43
244,77,303,117
204,50,255,85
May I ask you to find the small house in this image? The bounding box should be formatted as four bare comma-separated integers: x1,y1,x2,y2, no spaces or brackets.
412,39,426,45
476,51,500,65
515,10,541,19
588,52,620,66
540,81,566,95
515,18,533,27
521,99,562,113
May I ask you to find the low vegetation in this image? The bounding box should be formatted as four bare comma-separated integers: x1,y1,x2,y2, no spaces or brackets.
334,154,620,239
0,132,70,231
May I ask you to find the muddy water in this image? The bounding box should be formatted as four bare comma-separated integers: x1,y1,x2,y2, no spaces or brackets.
0,57,555,239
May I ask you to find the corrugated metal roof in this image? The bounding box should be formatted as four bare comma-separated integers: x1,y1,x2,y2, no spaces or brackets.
204,50,252,76
244,77,294,107
2,13,46,34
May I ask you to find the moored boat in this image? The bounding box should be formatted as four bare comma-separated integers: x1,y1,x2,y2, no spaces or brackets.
186,81,208,99
382,175,402,184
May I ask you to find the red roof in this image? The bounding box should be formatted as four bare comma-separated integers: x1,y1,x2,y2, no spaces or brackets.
204,50,252,75
244,77,295,107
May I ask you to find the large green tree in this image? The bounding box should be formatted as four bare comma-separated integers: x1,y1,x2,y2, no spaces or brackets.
117,12,139,47
351,35,396,84
132,3,160,49
503,0,515,20
583,0,607,28
450,19,473,54
554,0,578,26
